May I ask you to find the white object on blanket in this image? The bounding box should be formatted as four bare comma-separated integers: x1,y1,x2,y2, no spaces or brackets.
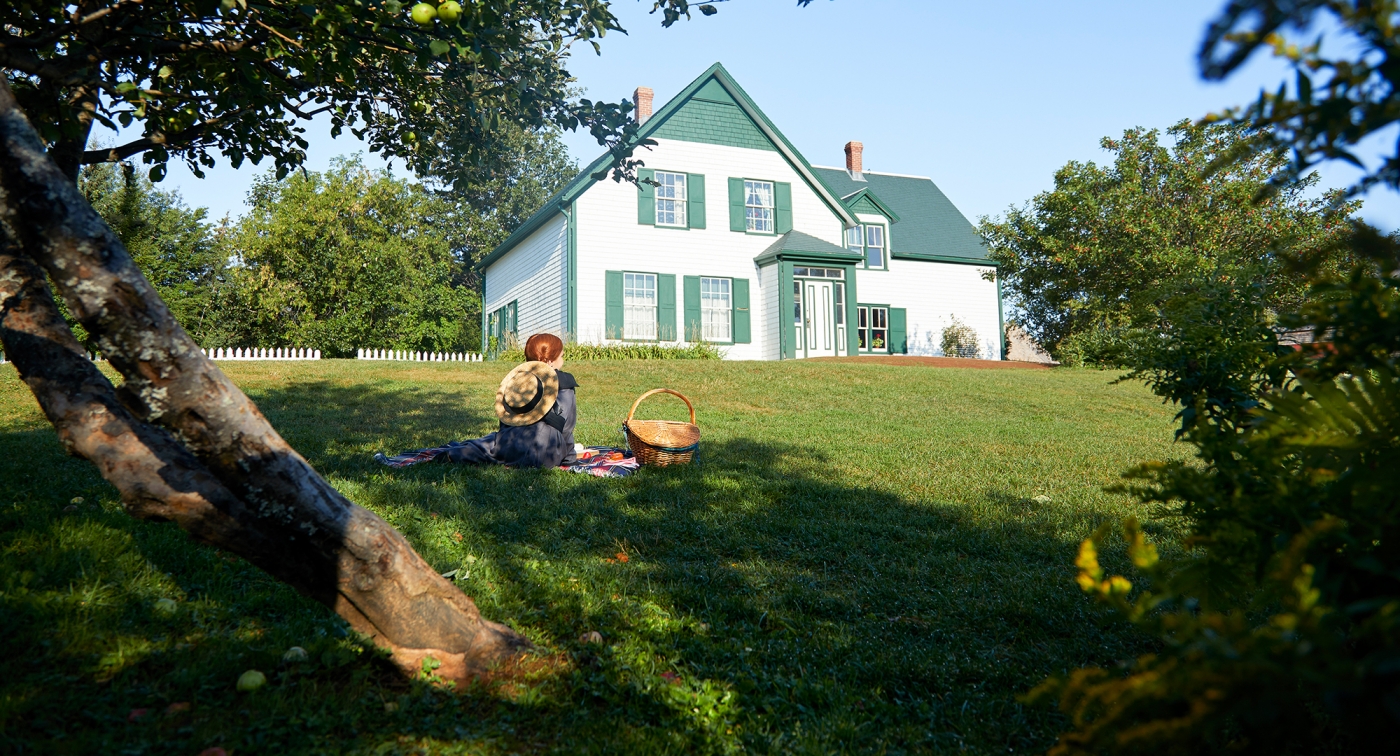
574,443,586,455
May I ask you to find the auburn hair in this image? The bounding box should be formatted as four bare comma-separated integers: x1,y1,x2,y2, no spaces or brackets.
524,333,564,363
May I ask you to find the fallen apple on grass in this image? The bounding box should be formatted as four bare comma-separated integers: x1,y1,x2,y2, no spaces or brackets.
236,669,266,692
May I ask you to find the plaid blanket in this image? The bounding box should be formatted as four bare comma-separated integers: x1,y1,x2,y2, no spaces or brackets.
373,445,638,477
563,447,639,477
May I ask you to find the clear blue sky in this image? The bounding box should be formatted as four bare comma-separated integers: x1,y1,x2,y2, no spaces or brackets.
126,0,1400,231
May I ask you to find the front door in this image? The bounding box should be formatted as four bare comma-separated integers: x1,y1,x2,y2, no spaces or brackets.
801,280,838,358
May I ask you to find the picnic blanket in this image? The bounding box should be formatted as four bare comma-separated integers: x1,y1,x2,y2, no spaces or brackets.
563,447,639,477
374,445,638,478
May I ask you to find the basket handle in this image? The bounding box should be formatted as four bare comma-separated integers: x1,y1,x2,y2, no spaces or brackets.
627,388,696,425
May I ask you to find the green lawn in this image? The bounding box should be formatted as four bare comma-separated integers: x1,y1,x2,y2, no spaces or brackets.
0,359,1183,755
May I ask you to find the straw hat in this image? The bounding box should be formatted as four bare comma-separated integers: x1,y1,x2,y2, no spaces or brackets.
495,361,559,426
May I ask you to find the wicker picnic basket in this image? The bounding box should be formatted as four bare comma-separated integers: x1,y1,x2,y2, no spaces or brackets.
623,388,700,466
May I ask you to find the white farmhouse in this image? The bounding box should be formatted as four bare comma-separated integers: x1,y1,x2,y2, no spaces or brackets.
478,63,1003,360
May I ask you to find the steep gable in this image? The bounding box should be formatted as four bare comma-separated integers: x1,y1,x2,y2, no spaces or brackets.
650,79,776,152
479,64,857,271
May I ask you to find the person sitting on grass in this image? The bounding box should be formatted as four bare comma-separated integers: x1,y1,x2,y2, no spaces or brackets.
374,333,579,469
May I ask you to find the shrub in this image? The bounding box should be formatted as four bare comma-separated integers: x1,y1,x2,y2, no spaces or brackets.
1029,234,1400,754
940,316,981,358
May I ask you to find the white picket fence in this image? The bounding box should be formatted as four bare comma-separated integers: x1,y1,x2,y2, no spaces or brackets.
1,351,105,365
205,347,321,361
357,348,483,362
2,347,482,364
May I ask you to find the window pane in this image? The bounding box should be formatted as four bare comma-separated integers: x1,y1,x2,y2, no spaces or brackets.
623,273,657,340
872,308,887,328
872,329,886,351
794,267,809,277
867,245,884,268
847,226,863,252
866,225,884,247
833,284,844,325
700,277,732,342
654,172,687,226
793,281,802,324
745,181,774,233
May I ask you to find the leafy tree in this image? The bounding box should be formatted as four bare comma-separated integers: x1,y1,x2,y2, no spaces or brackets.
0,0,658,185
1028,3,1400,751
219,156,476,356
980,120,1356,366
436,125,578,277
79,160,228,345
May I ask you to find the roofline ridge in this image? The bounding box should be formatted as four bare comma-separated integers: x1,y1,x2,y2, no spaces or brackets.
812,165,933,181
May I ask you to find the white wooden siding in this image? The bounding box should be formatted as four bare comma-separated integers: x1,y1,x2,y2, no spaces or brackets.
574,138,846,360
855,259,1002,360
483,213,568,339
760,262,781,361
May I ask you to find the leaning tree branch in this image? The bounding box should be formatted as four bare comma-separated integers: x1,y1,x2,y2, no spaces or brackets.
0,78,528,681
0,244,284,570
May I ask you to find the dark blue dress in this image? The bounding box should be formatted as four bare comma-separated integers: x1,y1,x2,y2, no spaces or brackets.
444,370,578,468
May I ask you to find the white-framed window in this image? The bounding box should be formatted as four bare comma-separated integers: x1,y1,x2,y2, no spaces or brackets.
793,266,844,279
865,225,886,268
846,226,863,253
623,272,657,340
700,277,732,342
745,180,774,233
655,171,687,227
858,305,888,352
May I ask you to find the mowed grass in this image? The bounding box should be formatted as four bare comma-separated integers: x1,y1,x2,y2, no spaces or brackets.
0,359,1183,755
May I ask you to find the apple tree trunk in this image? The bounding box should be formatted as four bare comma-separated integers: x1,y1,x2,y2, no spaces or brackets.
0,78,526,682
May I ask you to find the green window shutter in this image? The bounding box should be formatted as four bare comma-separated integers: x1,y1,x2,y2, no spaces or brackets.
732,278,751,344
637,168,656,225
605,271,624,339
889,307,907,354
683,275,701,342
775,182,792,234
728,177,746,231
687,173,706,229
509,301,518,340
657,274,677,341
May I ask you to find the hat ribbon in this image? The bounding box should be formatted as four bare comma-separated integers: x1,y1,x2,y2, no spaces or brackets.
506,374,544,414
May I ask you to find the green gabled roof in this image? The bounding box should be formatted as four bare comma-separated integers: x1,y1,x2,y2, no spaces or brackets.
841,187,901,223
812,167,993,265
753,230,864,266
478,63,857,271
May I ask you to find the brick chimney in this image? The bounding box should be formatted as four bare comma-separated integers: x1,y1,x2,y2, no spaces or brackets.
844,141,863,175
634,87,653,124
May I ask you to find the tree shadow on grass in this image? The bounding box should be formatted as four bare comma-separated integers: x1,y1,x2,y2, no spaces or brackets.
0,379,1156,756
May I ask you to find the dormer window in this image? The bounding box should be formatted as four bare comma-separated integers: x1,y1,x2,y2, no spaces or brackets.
865,225,885,268
655,171,687,226
845,223,888,269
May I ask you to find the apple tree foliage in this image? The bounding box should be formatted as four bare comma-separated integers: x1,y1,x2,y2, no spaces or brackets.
1028,3,1400,753
0,0,741,188
979,120,1356,367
